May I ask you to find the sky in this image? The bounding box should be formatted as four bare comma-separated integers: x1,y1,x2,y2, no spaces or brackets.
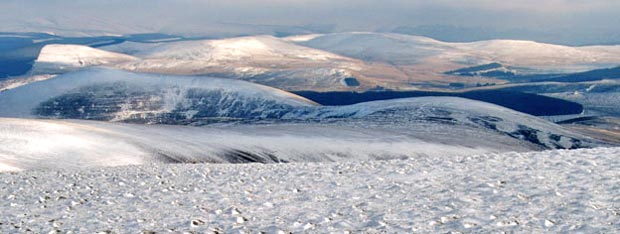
1,0,619,44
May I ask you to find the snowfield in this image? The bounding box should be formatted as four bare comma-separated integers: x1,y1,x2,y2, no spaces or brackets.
1,147,619,233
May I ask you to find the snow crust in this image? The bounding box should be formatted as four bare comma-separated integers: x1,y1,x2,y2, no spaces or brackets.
1,147,618,232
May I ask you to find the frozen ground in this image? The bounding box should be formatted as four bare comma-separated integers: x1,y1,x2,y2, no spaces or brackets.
1,147,619,233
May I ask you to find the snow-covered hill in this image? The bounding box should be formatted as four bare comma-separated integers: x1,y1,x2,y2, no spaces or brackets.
115,35,366,90
0,68,317,122
0,93,603,172
28,33,620,91
1,147,619,232
33,36,367,90
0,68,597,149
31,44,137,74
291,32,454,65
297,32,620,71
284,97,596,149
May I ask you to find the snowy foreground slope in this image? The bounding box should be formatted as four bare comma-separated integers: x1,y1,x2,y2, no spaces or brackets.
1,147,619,233
0,117,541,172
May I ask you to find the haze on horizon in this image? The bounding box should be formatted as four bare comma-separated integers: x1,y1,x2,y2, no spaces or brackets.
0,0,619,45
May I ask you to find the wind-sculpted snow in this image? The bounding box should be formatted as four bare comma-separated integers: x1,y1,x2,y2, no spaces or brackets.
0,68,317,123
1,147,619,232
0,117,533,172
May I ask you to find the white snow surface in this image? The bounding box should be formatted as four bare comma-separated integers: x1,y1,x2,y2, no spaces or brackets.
298,32,620,70
0,116,535,172
135,35,351,63
0,74,57,92
38,36,363,90
31,44,137,74
1,147,619,233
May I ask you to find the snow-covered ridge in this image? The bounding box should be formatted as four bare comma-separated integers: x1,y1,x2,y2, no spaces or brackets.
294,32,453,65
1,147,619,232
32,36,365,90
0,116,559,172
283,97,595,149
0,68,599,149
136,35,352,62
28,33,620,91
0,68,317,122
297,32,620,69
0,74,57,92
31,44,137,74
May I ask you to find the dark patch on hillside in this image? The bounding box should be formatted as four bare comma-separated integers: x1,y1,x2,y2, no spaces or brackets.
294,90,583,116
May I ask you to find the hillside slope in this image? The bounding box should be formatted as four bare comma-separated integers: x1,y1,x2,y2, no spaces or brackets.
31,44,137,74
0,68,317,123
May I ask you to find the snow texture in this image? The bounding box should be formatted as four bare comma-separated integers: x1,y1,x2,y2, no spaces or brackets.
0,116,540,172
1,147,619,233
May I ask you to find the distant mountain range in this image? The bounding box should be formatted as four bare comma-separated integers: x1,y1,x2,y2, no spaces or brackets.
3,32,616,92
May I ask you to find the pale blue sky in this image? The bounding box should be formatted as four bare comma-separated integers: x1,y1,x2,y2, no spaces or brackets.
0,0,618,44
